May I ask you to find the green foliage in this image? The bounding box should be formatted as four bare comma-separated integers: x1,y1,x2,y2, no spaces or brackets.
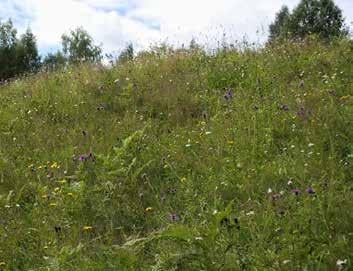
117,43,134,64
0,21,40,80
61,27,102,64
42,51,67,71
0,38,352,270
269,0,348,41
16,28,41,74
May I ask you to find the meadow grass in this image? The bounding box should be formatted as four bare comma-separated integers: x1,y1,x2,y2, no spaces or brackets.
0,37,353,270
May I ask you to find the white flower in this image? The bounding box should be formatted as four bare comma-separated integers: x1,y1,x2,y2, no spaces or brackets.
336,259,347,268
267,188,273,194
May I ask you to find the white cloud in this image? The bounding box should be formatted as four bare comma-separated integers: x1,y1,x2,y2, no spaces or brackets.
0,0,352,56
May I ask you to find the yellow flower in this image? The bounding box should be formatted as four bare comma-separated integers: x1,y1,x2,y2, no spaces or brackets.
83,226,93,231
49,203,57,207
228,140,234,145
340,95,350,101
180,177,187,183
28,164,34,168
51,162,59,169
38,165,44,169
54,187,60,193
57,179,67,185
0,262,5,266
145,207,153,212
67,192,74,197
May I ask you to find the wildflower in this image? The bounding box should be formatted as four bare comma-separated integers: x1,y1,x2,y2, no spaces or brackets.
0,262,5,266
54,187,60,193
180,177,187,183
279,104,289,111
50,162,59,169
145,207,153,213
57,179,67,185
228,140,234,145
336,259,347,269
49,203,57,207
223,88,233,100
67,192,74,197
246,211,255,216
169,213,180,221
78,155,86,161
205,131,212,135
308,143,315,147
305,187,315,194
83,226,93,231
271,194,281,201
291,188,301,195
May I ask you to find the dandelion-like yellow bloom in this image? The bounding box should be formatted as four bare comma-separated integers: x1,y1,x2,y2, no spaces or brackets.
145,207,153,212
180,177,187,183
51,162,59,169
58,179,67,184
83,226,93,231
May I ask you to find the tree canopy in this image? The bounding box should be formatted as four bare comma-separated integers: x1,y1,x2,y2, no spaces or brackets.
0,20,40,80
61,27,102,64
269,0,348,41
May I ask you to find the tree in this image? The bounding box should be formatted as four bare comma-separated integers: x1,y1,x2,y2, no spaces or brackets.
0,19,18,79
269,0,348,41
269,6,291,40
42,51,67,71
16,28,41,74
117,43,134,63
61,27,102,64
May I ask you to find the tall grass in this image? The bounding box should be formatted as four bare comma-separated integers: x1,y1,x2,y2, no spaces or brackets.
0,37,352,270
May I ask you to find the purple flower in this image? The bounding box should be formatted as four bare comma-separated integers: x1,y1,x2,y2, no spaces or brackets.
169,213,180,222
291,188,301,196
78,155,87,161
224,88,233,100
78,152,94,161
305,187,315,194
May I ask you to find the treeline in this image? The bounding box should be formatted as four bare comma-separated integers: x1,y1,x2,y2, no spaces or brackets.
0,21,132,82
0,0,350,81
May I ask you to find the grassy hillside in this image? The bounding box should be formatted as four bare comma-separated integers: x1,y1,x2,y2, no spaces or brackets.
0,38,353,270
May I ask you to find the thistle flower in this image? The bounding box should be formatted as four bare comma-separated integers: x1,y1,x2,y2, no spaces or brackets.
305,187,315,194
223,88,233,100
291,188,301,195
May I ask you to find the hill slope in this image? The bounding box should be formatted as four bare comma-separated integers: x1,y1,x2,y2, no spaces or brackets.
0,38,353,270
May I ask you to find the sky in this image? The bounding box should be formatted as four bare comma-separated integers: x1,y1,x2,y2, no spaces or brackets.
0,0,352,56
